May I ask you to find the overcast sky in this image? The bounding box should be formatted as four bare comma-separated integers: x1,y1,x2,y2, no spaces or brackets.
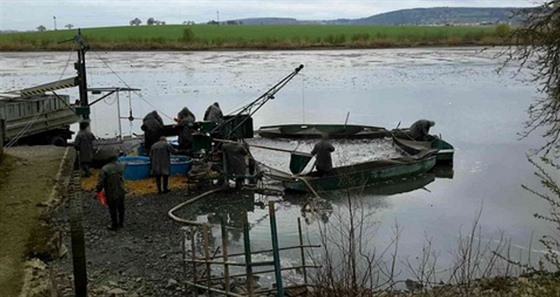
0,0,540,31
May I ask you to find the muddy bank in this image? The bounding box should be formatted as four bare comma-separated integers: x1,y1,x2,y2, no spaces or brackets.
0,146,73,297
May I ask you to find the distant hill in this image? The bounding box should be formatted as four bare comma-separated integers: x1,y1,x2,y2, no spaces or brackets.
230,7,530,26
348,7,523,25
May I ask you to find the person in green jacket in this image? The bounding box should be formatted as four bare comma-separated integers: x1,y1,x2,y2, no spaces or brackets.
311,133,335,177
223,141,249,190
408,119,435,141
150,136,177,194
74,121,96,177
96,154,126,231
176,107,196,149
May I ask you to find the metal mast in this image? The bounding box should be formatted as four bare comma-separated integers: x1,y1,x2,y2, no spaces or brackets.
75,29,90,120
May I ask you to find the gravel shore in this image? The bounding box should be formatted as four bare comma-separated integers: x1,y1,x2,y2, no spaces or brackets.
52,187,201,296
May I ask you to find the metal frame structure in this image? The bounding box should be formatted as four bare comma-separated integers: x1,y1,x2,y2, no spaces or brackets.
183,201,320,297
212,65,304,139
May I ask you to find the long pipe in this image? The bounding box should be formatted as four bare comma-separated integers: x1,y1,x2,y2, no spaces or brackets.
214,138,312,156
168,188,224,225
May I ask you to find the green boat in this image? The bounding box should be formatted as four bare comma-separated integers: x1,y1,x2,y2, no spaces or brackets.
257,124,390,139
392,134,454,164
282,147,437,193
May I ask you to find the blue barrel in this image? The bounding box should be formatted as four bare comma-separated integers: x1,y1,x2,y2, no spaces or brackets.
118,156,151,180
170,155,193,176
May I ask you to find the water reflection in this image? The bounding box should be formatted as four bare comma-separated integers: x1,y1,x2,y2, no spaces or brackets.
185,164,453,243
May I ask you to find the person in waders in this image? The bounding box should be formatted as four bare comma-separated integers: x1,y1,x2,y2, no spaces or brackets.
74,121,96,177
96,154,126,231
311,133,335,177
150,136,177,194
408,119,435,141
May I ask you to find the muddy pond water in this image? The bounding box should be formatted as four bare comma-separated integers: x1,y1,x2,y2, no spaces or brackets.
0,48,552,283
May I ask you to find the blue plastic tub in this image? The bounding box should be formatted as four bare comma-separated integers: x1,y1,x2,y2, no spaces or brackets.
170,155,193,176
118,156,151,180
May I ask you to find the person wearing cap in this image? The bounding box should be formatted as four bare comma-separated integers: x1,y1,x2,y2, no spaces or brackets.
96,153,126,231
204,102,223,123
408,120,436,141
74,121,96,177
150,136,178,194
311,133,335,177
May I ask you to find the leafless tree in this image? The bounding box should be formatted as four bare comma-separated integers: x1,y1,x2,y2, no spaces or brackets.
500,1,560,156
65,24,74,30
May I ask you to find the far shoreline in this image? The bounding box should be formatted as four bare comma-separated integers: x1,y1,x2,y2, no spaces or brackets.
0,43,507,53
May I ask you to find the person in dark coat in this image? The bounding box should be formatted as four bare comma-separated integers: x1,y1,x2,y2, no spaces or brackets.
408,120,435,141
141,111,164,153
150,136,177,194
223,141,248,189
176,107,196,149
311,134,335,177
204,102,223,123
74,121,96,177
96,154,126,231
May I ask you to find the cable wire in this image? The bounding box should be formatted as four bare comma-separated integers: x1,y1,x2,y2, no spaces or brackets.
92,50,174,120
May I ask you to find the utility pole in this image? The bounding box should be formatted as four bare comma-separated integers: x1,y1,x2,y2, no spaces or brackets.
217,10,220,25
53,16,57,30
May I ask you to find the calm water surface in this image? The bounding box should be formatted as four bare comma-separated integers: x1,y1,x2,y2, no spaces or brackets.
0,48,552,282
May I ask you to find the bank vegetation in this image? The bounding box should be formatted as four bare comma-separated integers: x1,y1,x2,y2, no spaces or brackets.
0,24,513,51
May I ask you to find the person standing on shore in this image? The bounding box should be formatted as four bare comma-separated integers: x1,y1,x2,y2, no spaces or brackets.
150,136,177,194
96,154,126,231
74,121,96,177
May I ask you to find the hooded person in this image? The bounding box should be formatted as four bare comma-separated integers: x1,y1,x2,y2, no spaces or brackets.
176,107,196,149
311,133,335,177
204,102,223,123
74,121,96,177
141,111,164,153
96,153,126,231
150,136,178,194
222,140,249,189
408,120,435,141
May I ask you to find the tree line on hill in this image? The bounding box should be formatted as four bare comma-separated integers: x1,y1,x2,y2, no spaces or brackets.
129,17,166,26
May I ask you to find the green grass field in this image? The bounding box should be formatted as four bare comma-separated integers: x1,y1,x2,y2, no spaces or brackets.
0,24,508,51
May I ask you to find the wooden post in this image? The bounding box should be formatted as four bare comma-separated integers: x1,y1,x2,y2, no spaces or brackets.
220,217,230,294
202,224,212,296
69,170,87,297
181,227,188,295
191,227,199,297
242,211,254,296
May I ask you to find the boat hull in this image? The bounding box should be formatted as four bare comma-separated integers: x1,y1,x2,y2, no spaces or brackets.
257,124,390,139
284,155,437,192
393,136,454,164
